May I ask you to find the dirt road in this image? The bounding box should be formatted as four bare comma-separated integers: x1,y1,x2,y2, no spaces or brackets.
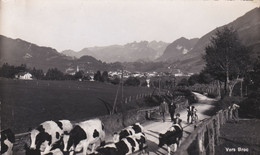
137,92,217,155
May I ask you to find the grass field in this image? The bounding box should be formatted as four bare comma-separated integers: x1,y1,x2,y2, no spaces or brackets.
215,119,260,154
0,78,153,133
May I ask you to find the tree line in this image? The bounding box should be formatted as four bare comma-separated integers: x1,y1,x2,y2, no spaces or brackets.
0,64,160,87
0,63,90,81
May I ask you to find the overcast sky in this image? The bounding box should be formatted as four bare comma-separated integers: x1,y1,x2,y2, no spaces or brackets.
1,0,259,52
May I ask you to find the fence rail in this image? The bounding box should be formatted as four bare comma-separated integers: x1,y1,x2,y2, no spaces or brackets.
175,109,230,155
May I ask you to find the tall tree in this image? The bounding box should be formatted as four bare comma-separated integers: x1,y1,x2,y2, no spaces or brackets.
101,71,109,82
177,78,189,86
31,67,44,79
74,70,84,80
203,27,250,96
45,68,64,80
94,70,102,82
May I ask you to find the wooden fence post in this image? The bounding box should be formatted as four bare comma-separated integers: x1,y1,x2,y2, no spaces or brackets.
200,129,206,155
208,122,215,155
214,114,220,145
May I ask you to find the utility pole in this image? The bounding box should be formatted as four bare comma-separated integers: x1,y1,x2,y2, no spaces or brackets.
159,77,161,96
240,80,243,97
121,69,124,101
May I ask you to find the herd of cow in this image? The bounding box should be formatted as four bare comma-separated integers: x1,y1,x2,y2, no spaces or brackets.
1,118,183,155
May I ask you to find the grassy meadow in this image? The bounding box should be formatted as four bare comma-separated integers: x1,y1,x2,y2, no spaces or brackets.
0,78,153,133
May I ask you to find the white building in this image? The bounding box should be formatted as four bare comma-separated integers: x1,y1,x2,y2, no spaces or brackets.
15,72,33,80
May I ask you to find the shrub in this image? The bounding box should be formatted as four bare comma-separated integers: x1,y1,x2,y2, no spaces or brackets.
239,90,260,119
110,77,120,85
239,98,260,119
207,92,218,98
177,78,189,86
124,77,140,86
143,95,162,107
172,88,198,104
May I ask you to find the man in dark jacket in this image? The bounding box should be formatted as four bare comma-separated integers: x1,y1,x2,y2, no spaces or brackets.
168,100,177,122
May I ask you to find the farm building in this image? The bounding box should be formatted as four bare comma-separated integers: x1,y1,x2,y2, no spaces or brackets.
15,72,33,80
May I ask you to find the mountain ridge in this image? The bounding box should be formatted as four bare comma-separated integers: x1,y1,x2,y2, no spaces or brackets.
0,35,122,73
157,37,199,62
165,7,260,73
61,40,169,63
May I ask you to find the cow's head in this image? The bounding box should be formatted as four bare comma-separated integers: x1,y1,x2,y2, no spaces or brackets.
1,129,15,143
30,129,40,150
132,123,143,133
30,129,52,152
119,129,131,141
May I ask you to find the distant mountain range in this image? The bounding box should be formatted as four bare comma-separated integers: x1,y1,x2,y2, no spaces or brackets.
0,7,259,74
0,35,122,73
62,41,169,63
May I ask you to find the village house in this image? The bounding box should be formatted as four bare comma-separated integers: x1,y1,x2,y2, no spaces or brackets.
15,72,33,80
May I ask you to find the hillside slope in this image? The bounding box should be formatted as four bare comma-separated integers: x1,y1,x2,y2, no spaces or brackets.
174,7,260,73
157,37,199,62
0,35,122,72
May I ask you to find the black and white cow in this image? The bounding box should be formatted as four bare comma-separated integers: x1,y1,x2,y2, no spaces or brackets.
27,120,73,155
66,119,105,155
1,129,15,155
58,120,74,152
25,142,64,155
158,123,183,154
113,123,144,143
92,132,147,155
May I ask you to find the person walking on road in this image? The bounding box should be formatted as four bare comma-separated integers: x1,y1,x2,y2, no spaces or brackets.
232,104,240,123
168,100,177,122
191,106,198,124
160,99,168,122
187,105,192,123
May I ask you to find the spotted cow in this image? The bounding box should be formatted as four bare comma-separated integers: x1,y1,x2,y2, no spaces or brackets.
66,119,105,155
113,123,144,143
27,120,73,155
1,129,15,155
158,123,183,154
92,132,147,155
